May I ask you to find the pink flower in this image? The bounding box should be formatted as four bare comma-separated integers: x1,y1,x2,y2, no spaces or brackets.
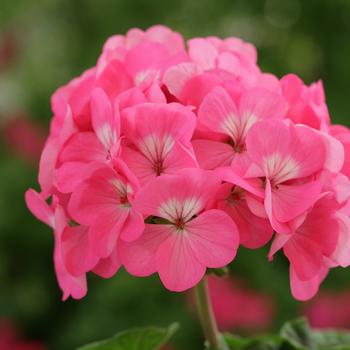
55,87,120,193
68,159,144,259
245,120,330,233
38,104,77,197
213,167,273,249
2,114,45,163
192,86,286,169
119,170,239,291
0,319,46,350
269,193,350,300
207,276,274,331
25,25,350,301
97,25,186,90
120,103,198,184
281,74,330,131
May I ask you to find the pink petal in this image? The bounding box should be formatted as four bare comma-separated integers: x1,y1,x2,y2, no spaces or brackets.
163,63,199,98
300,125,344,173
120,209,145,242
188,38,217,70
331,213,350,267
68,165,125,225
186,209,239,267
133,170,221,218
53,206,87,300
238,87,286,121
217,52,241,73
162,142,198,174
68,69,95,130
280,74,303,105
179,72,223,108
61,225,98,277
247,122,326,183
220,199,273,249
124,42,169,82
192,139,234,169
289,125,326,178
146,25,185,54
285,235,324,281
197,86,239,137
144,83,167,103
290,265,328,301
58,132,107,164
156,231,206,291
55,161,102,193
25,189,54,227
93,247,121,278
89,209,129,258
119,224,171,276
218,167,265,198
246,121,292,170
118,87,147,110
120,145,155,185
91,87,119,150
268,233,291,260
270,180,321,224
38,137,60,196
122,103,196,147
96,59,133,100
245,192,268,218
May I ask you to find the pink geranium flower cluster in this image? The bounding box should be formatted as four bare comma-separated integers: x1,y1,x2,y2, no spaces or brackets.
26,25,350,301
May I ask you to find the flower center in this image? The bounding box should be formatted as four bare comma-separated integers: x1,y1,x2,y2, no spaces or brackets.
226,186,243,204
228,138,246,153
174,218,185,230
153,160,164,176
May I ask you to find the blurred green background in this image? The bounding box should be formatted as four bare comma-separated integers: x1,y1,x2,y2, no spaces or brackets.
1,0,350,349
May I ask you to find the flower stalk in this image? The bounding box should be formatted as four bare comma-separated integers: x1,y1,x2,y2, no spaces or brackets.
195,276,227,350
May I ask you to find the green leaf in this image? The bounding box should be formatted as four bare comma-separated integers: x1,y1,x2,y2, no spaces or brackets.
312,329,350,349
224,333,282,350
280,318,315,350
76,323,179,350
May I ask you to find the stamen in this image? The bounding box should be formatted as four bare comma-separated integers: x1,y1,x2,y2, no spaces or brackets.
226,186,243,204
153,160,164,176
174,218,185,230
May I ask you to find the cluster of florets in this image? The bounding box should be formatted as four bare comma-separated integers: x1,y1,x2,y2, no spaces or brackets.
26,25,350,301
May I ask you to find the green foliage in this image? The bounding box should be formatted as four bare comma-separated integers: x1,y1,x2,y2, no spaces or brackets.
224,318,350,350
77,323,179,350
76,318,350,350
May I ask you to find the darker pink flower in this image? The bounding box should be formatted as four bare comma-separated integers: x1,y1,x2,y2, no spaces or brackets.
0,319,46,350
2,114,45,163
207,276,274,331
303,289,350,329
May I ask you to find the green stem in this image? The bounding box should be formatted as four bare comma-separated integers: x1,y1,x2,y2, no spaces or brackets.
195,276,221,349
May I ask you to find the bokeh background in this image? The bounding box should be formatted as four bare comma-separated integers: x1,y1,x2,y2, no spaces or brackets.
1,0,350,349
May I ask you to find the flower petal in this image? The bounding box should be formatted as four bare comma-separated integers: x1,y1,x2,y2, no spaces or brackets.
186,209,239,267
156,231,206,291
